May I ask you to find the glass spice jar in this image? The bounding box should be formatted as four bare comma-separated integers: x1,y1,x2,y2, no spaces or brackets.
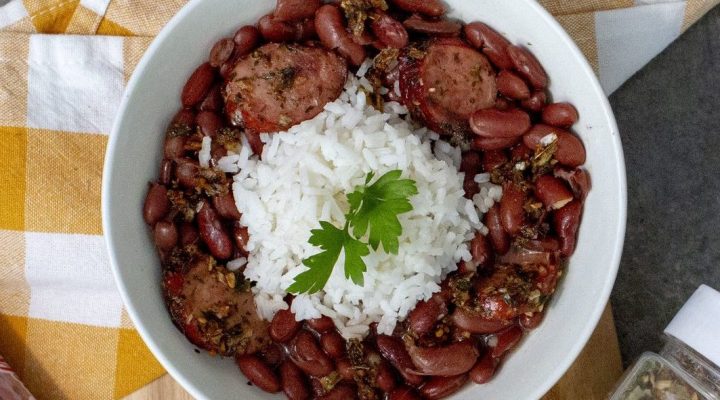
610,285,720,400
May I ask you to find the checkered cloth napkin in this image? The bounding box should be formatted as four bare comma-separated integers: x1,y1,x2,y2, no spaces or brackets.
0,0,716,399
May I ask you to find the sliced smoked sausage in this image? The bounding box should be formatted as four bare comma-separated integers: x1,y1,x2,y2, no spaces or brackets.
163,255,270,357
224,43,347,133
399,39,497,136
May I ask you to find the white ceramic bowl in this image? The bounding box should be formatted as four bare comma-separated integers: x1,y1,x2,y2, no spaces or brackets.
103,1,627,399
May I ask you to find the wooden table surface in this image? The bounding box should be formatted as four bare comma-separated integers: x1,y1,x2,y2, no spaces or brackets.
125,305,622,400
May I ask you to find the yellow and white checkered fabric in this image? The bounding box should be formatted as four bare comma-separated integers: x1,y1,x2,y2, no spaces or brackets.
0,0,717,399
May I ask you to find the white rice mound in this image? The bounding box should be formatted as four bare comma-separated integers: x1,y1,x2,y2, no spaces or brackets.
219,62,502,338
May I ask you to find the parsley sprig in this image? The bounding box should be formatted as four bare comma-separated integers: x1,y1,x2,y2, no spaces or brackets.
288,170,418,294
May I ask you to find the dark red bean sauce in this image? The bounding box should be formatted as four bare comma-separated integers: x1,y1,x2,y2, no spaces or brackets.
142,0,591,398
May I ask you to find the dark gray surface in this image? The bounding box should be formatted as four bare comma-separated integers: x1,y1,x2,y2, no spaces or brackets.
609,6,720,366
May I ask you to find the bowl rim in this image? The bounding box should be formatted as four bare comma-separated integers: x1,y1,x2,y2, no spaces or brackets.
102,1,627,399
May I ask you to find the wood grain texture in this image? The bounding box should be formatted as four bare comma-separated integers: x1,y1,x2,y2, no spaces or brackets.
124,304,622,400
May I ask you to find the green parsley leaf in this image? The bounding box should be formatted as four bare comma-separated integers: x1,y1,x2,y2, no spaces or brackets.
349,170,418,253
287,222,344,294
343,232,370,286
289,170,417,294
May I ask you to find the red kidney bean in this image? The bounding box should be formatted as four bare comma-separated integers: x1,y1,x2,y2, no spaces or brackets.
159,159,173,185
472,136,521,151
320,331,345,358
471,232,493,268
494,96,514,111
542,102,579,128
419,374,468,400
521,90,547,113
164,135,187,160
464,22,514,70
491,325,523,358
290,330,335,377
464,177,479,200
274,0,320,22
143,183,169,225
179,222,199,246
232,223,249,255
318,384,357,400
535,175,574,210
554,167,591,202
407,293,447,336
174,158,199,188
260,343,284,368
212,192,241,220
389,386,422,400
460,151,481,176
469,351,498,384
456,260,476,275
153,221,178,251
233,25,261,56
376,361,397,393
470,108,531,138
199,84,222,112
375,335,424,386
499,183,526,236
507,45,548,89
482,150,508,172
172,108,196,127
245,131,265,155
523,124,586,167
220,59,235,80
270,309,302,343
296,18,317,41
407,340,479,376
336,358,355,381
371,11,409,49
484,205,510,255
315,5,366,66
198,202,233,260
181,62,215,107
554,200,582,257
519,311,545,330
209,38,234,68
236,354,281,393
451,307,513,334
258,14,298,42
280,360,311,400
390,0,446,17
497,70,530,100
403,15,461,36
306,316,335,333
196,111,223,137
351,30,375,46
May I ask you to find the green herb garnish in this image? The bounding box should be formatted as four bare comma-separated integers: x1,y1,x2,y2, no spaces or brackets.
287,170,418,294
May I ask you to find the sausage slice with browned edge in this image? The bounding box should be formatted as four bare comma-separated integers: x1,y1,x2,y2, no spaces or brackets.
163,254,270,356
399,39,497,137
224,43,348,133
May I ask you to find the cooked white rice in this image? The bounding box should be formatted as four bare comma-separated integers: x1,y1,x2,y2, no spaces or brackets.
219,63,502,338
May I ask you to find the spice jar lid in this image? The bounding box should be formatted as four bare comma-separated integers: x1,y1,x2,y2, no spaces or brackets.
664,285,720,368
